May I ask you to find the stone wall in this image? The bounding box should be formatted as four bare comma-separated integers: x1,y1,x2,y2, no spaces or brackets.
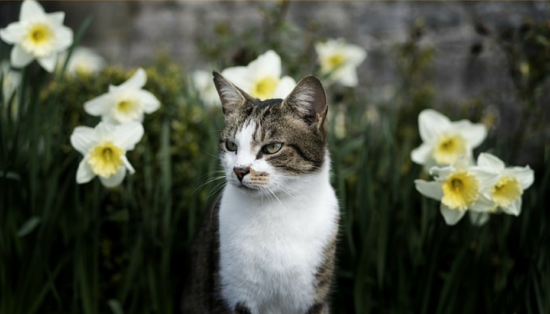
2,1,549,102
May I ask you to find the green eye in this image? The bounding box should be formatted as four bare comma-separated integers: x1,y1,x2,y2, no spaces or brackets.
262,143,283,154
225,141,238,152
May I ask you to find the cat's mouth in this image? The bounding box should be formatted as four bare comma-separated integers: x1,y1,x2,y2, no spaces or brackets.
234,182,259,192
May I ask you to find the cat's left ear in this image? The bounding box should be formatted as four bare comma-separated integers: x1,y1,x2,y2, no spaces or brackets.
283,76,328,131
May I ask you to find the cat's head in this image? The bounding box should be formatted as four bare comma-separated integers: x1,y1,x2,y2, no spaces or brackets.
213,71,328,197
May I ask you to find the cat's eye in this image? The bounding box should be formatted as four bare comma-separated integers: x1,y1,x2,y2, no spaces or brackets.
225,141,238,152
262,143,283,154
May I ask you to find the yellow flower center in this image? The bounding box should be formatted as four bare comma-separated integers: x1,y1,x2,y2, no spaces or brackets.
111,95,142,123
74,64,92,75
22,23,54,57
117,100,136,114
492,176,522,208
88,142,124,178
252,76,278,100
31,27,48,43
442,171,479,211
433,134,467,165
326,53,346,70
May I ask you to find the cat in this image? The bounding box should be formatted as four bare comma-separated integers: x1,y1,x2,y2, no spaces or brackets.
182,72,340,314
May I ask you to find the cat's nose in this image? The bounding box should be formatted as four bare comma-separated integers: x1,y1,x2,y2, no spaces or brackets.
233,166,250,182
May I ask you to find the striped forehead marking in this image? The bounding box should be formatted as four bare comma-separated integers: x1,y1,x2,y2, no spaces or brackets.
234,120,258,165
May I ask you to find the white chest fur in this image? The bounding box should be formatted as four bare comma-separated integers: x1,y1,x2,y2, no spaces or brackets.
218,173,339,314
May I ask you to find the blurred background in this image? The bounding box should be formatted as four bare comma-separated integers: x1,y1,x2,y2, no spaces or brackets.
1,1,549,314
3,1,549,100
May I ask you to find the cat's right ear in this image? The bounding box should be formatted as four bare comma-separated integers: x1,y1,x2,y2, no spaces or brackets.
212,71,250,115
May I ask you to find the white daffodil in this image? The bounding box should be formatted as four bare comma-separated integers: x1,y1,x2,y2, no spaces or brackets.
477,153,534,216
411,109,487,170
415,156,499,225
221,50,296,101
315,38,366,87
84,68,160,124
58,47,105,75
70,122,144,188
0,0,73,73
1,61,21,104
190,70,219,108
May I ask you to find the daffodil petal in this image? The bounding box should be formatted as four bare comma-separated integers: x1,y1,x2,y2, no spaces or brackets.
48,12,65,25
411,143,432,165
112,122,144,151
0,23,25,44
249,50,281,80
99,166,126,188
70,126,98,155
54,26,73,51
414,180,443,200
100,114,121,125
122,156,135,174
502,197,522,216
273,76,296,99
11,45,34,68
422,161,438,174
440,203,466,225
454,155,472,171
191,70,219,107
221,66,252,93
477,153,505,173
37,54,57,73
469,211,490,226
191,70,210,88
452,120,487,148
315,38,366,87
429,165,454,181
118,68,147,90
345,45,367,65
64,47,105,75
137,90,160,113
95,122,116,139
76,159,95,184
335,66,359,87
418,109,451,143
470,193,496,212
470,167,500,190
315,39,343,59
20,0,46,21
506,166,534,190
84,93,114,116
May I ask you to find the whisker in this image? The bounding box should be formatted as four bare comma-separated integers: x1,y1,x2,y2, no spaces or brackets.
271,180,300,199
266,186,287,211
192,175,226,196
206,181,227,201
197,169,225,182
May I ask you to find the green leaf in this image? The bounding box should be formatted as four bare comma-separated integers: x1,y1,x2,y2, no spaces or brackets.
1,171,21,181
108,299,124,314
16,216,41,237
58,16,94,77
535,35,549,46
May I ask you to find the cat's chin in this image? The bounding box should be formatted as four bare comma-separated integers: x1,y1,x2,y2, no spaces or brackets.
231,182,261,194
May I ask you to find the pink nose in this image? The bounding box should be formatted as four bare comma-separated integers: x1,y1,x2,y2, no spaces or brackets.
233,167,250,182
